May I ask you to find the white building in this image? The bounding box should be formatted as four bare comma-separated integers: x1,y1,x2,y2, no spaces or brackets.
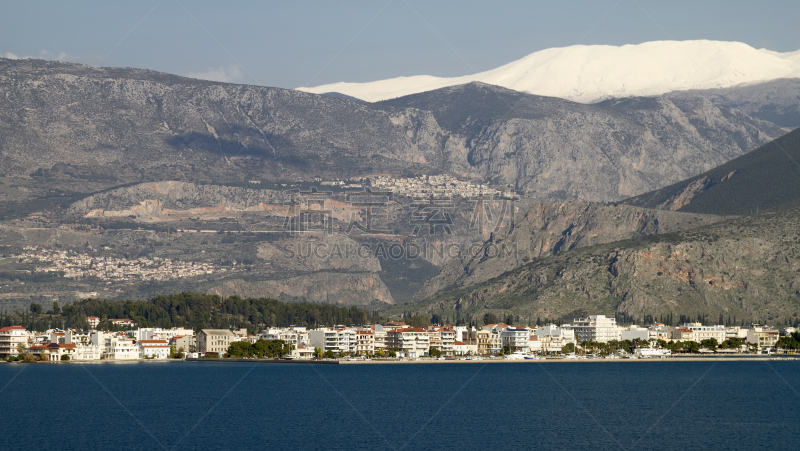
308,328,358,354
620,325,649,341
0,326,29,357
535,325,576,346
569,315,620,343
452,341,478,355
105,337,140,360
87,316,100,329
670,324,727,343
138,340,171,359
386,328,430,358
291,346,315,359
501,328,530,351
73,342,103,360
136,327,194,342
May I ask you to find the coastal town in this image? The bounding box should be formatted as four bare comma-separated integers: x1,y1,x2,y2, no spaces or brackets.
1,314,797,363
15,246,219,282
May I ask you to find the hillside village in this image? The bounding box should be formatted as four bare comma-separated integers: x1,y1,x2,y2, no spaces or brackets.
370,174,511,198
16,246,219,282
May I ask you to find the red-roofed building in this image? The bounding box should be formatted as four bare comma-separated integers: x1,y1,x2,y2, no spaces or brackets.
355,330,374,354
386,328,430,358
0,326,28,357
452,340,477,356
138,339,170,359
28,343,77,361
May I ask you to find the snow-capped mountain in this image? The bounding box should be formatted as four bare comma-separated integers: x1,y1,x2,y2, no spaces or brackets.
298,40,800,103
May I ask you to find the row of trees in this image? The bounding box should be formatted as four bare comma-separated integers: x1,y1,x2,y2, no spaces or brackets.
556,337,754,356
225,339,295,358
1,292,385,333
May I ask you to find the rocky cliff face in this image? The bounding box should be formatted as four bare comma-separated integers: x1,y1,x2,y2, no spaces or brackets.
666,78,800,129
207,272,393,306
0,60,786,202
0,59,461,184
413,201,722,301
395,204,800,323
384,83,784,201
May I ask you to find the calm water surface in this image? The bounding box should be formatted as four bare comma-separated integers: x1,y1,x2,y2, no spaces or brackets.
0,361,798,450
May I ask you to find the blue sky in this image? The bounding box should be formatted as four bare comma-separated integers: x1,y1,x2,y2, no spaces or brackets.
2,0,799,89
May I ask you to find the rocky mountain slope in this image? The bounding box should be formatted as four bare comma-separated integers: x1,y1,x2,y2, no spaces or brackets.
666,78,800,129
0,58,468,185
624,127,800,216
0,59,787,202
396,204,800,325
412,201,721,302
381,83,784,200
299,40,800,103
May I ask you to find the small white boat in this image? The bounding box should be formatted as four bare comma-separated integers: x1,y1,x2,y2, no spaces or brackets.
504,351,528,360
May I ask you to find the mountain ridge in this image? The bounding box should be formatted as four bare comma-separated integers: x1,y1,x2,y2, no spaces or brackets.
299,40,800,103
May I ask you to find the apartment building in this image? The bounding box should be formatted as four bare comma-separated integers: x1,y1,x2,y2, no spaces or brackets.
501,328,530,351
197,329,236,355
308,328,357,354
671,323,727,343
386,328,430,358
477,330,491,355
105,337,140,360
620,325,649,341
747,327,780,350
170,335,195,353
355,330,375,354
535,325,576,345
569,315,620,343
0,326,28,357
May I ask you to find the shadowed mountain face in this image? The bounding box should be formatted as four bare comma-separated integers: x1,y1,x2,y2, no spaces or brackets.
623,127,800,216
0,58,467,187
0,59,787,202
393,203,800,325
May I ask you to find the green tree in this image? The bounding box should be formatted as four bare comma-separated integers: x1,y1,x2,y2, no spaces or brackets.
61,354,70,361
313,347,322,358
561,343,576,354
29,303,42,314
323,350,335,359
700,338,719,351
428,347,442,357
16,343,25,355
52,301,60,315
483,313,499,325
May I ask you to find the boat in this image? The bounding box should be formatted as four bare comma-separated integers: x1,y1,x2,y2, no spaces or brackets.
504,351,528,360
524,355,541,360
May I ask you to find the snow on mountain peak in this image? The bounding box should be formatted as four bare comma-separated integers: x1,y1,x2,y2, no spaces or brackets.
298,40,800,103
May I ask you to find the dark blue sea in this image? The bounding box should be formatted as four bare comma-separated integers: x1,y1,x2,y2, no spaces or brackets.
1,361,799,450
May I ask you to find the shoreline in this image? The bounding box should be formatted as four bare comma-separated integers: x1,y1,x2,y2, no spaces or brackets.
4,355,797,365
